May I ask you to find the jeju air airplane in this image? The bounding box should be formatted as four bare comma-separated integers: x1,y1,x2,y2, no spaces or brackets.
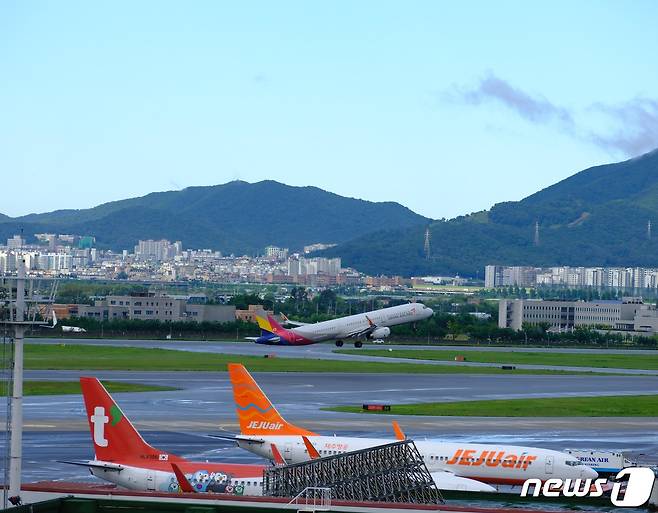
62,377,266,495
247,302,433,347
222,364,598,490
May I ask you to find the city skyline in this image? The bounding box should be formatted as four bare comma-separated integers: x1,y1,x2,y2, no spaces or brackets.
3,2,658,219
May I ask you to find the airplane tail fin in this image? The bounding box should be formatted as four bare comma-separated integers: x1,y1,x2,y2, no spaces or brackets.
80,377,182,463
255,312,276,336
228,363,316,436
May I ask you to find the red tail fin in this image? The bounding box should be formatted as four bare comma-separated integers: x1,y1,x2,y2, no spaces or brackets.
80,377,182,463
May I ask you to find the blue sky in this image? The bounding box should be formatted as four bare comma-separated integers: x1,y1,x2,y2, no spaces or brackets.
2,1,657,219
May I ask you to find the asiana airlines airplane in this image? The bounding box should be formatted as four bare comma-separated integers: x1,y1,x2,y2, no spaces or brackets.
247,302,433,347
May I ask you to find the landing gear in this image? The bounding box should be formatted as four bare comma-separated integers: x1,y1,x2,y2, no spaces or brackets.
335,340,344,347
354,341,363,348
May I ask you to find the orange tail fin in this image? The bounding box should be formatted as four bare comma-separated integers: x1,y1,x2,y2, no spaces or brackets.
302,436,320,459
80,377,182,463
392,420,405,441
228,363,316,436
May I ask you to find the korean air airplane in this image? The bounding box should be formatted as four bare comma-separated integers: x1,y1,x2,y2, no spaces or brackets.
247,302,433,347
222,364,598,490
62,377,266,495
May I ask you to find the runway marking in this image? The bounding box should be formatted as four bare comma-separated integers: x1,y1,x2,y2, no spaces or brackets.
304,387,469,394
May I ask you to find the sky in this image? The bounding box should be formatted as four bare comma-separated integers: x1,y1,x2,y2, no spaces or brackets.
2,1,658,219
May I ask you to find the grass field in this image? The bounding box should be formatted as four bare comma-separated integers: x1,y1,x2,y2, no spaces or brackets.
0,380,176,396
336,348,658,370
326,395,658,417
19,343,612,374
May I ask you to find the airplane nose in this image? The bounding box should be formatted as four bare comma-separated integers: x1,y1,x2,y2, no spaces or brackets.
582,467,598,479
426,307,434,317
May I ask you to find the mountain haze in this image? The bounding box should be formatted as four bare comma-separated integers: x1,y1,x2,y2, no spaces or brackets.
321,149,658,276
0,181,427,254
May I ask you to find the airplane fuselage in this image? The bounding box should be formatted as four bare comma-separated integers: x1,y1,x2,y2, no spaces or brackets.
256,303,433,345
236,435,597,486
89,459,264,495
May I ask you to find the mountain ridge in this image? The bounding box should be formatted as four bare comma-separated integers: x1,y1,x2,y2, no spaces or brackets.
320,149,658,276
0,180,428,254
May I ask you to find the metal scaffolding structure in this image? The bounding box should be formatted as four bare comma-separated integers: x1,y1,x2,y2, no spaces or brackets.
264,440,443,505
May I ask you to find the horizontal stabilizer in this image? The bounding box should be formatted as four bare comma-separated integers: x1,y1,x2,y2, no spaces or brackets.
58,460,124,472
206,433,266,444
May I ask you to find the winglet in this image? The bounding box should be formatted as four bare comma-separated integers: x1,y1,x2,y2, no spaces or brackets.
365,315,375,327
392,420,405,441
171,463,195,493
270,443,286,466
302,436,321,459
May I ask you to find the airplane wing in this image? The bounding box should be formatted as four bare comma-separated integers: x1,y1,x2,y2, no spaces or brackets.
58,460,124,472
42,310,57,329
342,315,379,339
430,471,496,492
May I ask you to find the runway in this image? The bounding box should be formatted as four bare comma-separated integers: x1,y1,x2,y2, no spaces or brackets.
25,338,658,375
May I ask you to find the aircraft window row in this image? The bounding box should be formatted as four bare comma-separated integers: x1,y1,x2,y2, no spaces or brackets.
565,460,580,466
430,455,534,465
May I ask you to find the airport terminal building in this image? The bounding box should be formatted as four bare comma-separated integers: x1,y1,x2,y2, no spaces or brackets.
498,297,658,333
77,292,236,323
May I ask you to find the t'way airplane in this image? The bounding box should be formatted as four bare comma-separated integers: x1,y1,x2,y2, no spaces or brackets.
223,364,598,490
247,302,433,347
64,377,266,495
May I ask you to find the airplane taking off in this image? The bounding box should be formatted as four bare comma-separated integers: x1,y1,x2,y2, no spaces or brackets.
247,302,433,347
225,364,598,489
65,377,265,495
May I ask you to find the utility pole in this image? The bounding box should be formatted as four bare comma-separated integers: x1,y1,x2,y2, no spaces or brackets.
2,257,53,508
423,227,431,260
648,220,652,241
6,257,26,507
534,221,540,247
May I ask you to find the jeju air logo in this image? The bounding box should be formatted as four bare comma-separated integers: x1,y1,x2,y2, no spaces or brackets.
247,421,283,431
90,404,123,447
446,448,537,469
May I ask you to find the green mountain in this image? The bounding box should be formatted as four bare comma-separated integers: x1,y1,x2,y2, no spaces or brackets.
0,181,427,254
320,149,658,277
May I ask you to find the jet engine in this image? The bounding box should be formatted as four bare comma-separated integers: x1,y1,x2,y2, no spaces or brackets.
369,327,390,339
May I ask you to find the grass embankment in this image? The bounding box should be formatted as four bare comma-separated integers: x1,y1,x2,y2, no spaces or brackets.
0,380,176,396
22,344,607,374
327,395,658,417
337,348,658,370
